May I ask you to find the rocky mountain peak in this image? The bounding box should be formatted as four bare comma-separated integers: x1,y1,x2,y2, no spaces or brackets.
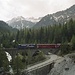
7,16,35,30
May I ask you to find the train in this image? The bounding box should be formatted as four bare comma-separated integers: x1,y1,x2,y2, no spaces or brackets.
18,44,37,49
17,44,61,49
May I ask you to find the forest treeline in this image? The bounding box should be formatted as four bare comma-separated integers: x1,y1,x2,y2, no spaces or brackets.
0,19,75,49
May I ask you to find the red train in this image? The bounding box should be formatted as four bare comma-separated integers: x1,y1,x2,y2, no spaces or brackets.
37,44,60,49
17,44,61,49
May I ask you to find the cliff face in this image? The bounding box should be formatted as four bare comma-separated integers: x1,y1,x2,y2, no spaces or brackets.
48,53,75,75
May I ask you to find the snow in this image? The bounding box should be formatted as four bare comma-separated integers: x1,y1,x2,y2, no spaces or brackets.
26,26,29,28
53,16,58,22
50,17,52,20
7,16,25,24
12,40,15,43
21,20,24,29
48,54,75,75
7,16,41,24
67,15,69,18
64,22,67,24
13,16,25,22
53,15,65,22
58,15,64,19
12,16,24,22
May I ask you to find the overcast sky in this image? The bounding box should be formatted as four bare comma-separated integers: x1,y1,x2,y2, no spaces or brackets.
0,0,75,21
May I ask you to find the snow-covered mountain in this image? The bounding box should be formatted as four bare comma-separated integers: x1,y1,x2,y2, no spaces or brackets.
7,16,36,29
34,5,75,28
7,5,75,29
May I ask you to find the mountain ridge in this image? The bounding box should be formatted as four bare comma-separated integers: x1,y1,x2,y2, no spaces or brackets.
7,4,75,29
7,16,41,29
0,20,17,32
33,4,75,28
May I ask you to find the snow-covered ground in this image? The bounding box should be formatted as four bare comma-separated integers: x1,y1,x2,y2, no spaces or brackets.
48,53,75,75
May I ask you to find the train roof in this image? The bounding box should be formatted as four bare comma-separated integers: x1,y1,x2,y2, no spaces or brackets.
37,44,60,45
18,44,36,45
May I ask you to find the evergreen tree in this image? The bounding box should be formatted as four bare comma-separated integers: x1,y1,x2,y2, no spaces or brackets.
71,35,75,50
0,48,9,71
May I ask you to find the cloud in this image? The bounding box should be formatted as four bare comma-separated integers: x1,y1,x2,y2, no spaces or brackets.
0,0,75,21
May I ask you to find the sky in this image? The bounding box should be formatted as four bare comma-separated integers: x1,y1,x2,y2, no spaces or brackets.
0,0,75,21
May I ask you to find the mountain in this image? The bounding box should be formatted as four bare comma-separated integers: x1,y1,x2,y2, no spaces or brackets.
7,16,35,29
34,5,75,28
0,20,17,32
25,17,42,23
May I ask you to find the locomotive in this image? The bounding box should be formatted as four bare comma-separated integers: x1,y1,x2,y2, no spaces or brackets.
17,44,60,49
18,44,37,49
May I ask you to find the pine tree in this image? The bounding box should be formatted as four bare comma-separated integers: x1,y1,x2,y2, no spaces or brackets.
71,35,75,50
